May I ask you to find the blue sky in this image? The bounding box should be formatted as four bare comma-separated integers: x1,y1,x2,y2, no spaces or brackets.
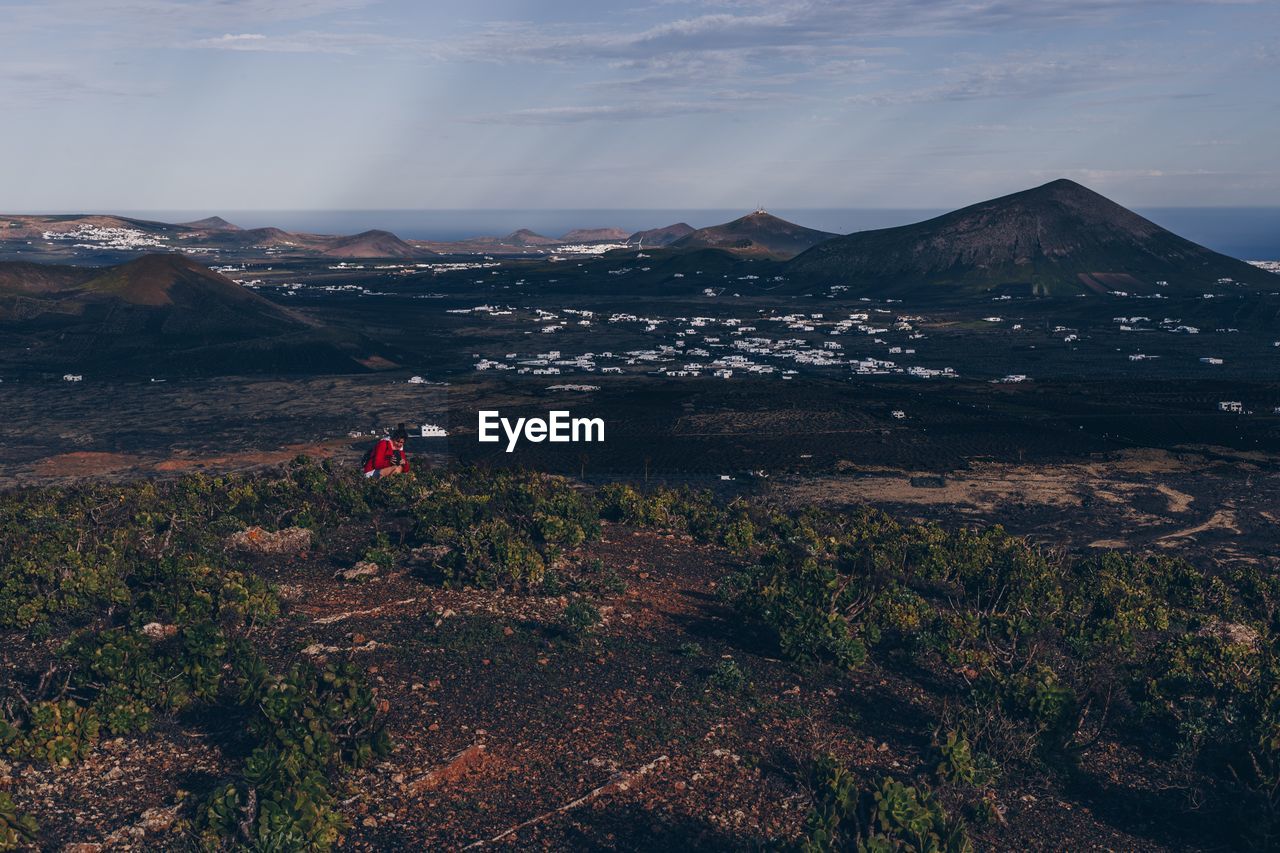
2,0,1277,210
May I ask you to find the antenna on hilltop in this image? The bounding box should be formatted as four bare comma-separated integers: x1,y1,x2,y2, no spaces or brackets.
754,203,767,215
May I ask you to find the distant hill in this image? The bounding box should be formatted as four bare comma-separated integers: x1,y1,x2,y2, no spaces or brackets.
787,179,1276,299
320,229,420,259
669,211,837,259
0,254,394,375
628,223,695,247
181,216,240,231
502,229,559,247
0,214,434,260
561,227,629,243
0,214,183,241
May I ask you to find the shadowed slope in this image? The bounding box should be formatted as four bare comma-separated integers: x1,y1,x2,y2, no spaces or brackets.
669,211,837,259
0,254,395,375
787,179,1274,299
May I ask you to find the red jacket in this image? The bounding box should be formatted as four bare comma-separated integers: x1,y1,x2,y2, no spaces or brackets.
363,438,410,476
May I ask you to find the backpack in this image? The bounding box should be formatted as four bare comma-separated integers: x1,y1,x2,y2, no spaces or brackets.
360,439,385,473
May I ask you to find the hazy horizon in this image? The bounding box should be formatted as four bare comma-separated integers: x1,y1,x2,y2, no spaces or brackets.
16,205,1279,259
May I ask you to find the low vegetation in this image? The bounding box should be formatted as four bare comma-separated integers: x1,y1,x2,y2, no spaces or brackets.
1,459,1276,849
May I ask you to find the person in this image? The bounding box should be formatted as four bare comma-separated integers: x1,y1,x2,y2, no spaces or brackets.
363,423,411,478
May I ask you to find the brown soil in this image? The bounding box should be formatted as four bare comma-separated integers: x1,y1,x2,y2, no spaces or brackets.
30,440,351,480
32,451,136,476
13,523,1226,851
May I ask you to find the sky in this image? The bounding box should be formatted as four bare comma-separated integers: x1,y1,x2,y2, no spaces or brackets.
1,0,1278,210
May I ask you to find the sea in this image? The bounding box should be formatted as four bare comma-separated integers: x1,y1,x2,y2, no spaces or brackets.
114,207,1280,260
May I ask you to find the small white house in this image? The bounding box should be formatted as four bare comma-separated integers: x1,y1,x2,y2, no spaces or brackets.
420,424,448,437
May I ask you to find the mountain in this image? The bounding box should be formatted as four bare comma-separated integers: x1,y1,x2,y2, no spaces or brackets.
0,214,434,260
669,211,837,259
787,179,1276,299
0,254,394,375
181,216,240,231
0,260,94,295
502,229,559,247
319,229,420,258
0,214,184,241
561,227,629,243
628,223,695,247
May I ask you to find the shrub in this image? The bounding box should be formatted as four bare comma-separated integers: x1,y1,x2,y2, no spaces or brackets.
0,792,38,852
934,730,997,788
196,766,344,852
732,552,869,670
195,659,391,850
677,641,705,658
6,701,100,768
801,756,971,853
443,519,546,588
561,598,601,640
360,532,398,574
708,658,749,694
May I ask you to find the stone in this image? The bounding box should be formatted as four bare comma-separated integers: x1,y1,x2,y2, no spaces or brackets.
338,561,380,582
1199,621,1260,647
410,544,451,564
141,622,177,641
138,806,177,833
276,583,304,602
224,526,312,556
406,744,489,794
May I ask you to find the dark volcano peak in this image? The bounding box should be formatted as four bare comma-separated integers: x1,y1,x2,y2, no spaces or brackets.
181,215,241,231
669,211,837,259
786,179,1272,299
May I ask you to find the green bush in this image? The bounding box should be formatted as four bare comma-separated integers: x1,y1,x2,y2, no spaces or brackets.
441,519,546,588
196,767,344,852
732,552,868,670
5,700,100,768
561,598,601,640
195,659,391,850
801,757,970,852
708,658,749,694
0,792,38,852
361,532,398,574
933,730,997,788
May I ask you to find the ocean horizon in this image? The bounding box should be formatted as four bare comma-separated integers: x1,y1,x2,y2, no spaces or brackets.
64,206,1280,260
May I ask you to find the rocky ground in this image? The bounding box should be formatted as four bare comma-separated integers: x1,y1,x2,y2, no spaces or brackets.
7,517,1235,851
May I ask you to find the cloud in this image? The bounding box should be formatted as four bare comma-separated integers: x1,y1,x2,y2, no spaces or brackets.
5,0,375,30
444,0,1244,67
845,54,1163,105
198,33,268,46
464,98,765,125
1029,168,1228,183
188,30,421,54
427,0,1242,114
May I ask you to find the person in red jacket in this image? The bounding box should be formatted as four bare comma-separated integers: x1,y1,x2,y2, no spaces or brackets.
363,423,411,478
